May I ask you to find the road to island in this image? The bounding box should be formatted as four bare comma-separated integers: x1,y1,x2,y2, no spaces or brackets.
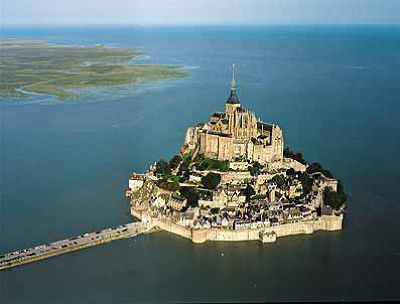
0,222,150,271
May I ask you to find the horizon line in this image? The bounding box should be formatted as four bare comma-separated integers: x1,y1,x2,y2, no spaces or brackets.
2,22,400,28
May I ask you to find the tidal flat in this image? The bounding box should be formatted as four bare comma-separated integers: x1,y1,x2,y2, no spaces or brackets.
0,40,187,100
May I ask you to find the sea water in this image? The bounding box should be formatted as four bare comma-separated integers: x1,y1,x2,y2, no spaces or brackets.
1,25,400,302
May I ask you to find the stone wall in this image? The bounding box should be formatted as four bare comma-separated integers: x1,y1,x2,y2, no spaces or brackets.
282,158,307,172
131,207,343,244
152,218,192,240
199,132,234,160
229,161,249,171
220,171,252,184
188,117,283,166
197,215,343,243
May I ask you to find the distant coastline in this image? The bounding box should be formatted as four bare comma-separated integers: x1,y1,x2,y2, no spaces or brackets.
0,39,188,101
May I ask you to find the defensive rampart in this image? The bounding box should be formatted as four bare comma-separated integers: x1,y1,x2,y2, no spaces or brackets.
131,207,343,244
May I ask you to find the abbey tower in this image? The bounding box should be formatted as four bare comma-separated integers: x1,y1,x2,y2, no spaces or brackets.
183,65,284,165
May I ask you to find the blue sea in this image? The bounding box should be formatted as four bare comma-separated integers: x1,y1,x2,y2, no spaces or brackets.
1,25,400,302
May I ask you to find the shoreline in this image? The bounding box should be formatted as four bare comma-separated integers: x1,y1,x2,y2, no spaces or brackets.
0,39,188,101
131,207,343,244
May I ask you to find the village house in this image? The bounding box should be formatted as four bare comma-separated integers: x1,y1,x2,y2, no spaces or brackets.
168,195,187,211
129,173,145,191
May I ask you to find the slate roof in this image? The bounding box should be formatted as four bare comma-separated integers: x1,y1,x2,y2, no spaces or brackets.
227,89,240,104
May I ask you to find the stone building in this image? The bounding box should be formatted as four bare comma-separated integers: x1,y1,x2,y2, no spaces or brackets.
168,195,187,211
184,65,284,165
129,173,145,191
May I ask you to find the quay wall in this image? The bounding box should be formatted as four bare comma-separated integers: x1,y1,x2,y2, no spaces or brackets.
193,228,260,243
130,207,343,244
131,207,192,240
153,218,192,240
191,215,343,243
261,215,343,238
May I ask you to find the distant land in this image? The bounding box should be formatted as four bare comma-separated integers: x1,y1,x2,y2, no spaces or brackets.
0,40,188,100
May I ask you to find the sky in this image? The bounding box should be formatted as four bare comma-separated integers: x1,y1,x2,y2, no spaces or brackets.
2,0,400,26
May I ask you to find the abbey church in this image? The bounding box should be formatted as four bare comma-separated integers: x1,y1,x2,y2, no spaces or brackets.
184,65,284,165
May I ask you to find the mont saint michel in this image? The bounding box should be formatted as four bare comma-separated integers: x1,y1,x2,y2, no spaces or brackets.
0,65,347,271
2,24,399,303
127,66,346,243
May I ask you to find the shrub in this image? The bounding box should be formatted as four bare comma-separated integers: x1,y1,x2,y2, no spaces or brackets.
193,153,205,163
286,168,295,176
245,184,256,202
201,172,221,189
156,160,171,177
198,157,229,172
158,179,180,192
183,152,192,161
283,147,307,165
169,174,180,183
298,172,313,195
178,157,191,179
306,162,334,178
180,186,199,207
169,155,182,170
249,161,263,176
250,194,267,201
171,193,185,201
323,187,347,210
210,207,220,214
271,174,286,188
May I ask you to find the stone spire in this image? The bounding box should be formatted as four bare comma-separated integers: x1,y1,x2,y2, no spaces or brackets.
231,64,236,91
226,64,240,104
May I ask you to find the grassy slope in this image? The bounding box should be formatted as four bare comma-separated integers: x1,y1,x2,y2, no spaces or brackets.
0,40,187,100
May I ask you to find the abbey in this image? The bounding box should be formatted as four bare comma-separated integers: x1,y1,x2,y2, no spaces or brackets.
126,65,346,245
184,65,284,165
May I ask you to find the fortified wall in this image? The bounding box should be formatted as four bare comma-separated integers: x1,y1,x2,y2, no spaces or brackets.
131,207,343,244
190,215,343,243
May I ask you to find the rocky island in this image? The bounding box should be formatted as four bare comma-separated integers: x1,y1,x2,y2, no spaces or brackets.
126,65,347,243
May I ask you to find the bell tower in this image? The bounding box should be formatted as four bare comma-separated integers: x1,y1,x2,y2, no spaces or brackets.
225,64,241,115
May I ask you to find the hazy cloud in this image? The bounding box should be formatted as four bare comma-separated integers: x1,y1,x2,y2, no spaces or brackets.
3,0,400,25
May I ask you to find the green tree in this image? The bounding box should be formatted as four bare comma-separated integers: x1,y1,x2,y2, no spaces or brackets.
183,152,192,160
272,174,286,188
202,172,221,190
198,157,229,172
298,172,313,195
249,161,263,176
169,155,182,170
158,179,180,192
169,174,180,183
323,187,347,210
286,168,295,176
180,186,199,207
250,194,267,201
210,207,220,215
306,162,334,178
194,153,205,163
156,160,171,177
178,157,191,179
245,184,256,202
283,147,307,165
